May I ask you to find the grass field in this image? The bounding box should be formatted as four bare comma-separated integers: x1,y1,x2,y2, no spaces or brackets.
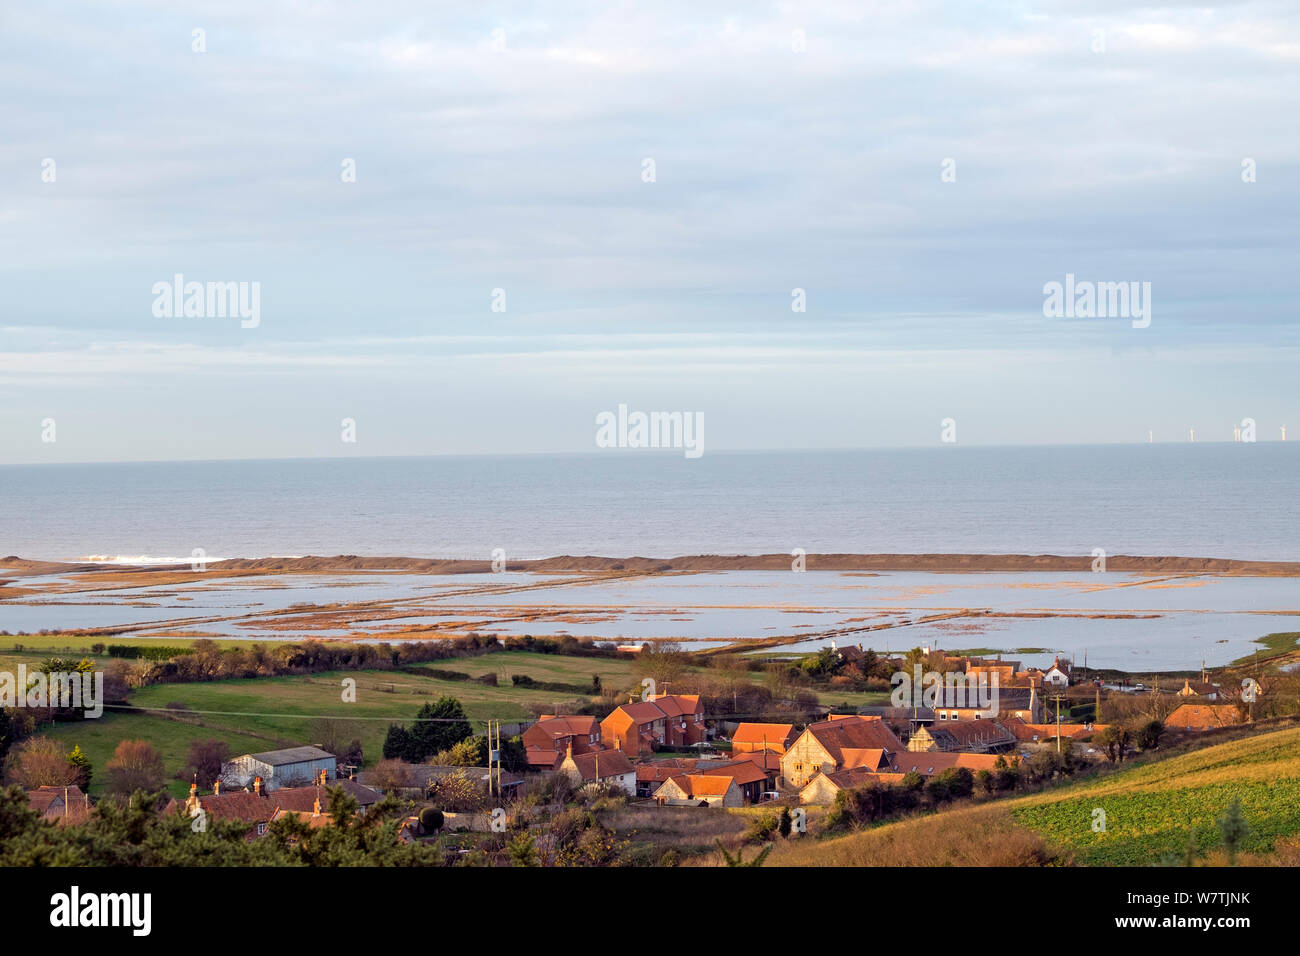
40,660,611,798
1233,631,1300,665
1008,726,1300,864
762,725,1300,867
410,649,661,692
17,643,883,800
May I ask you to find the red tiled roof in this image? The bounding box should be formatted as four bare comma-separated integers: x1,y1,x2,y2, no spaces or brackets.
839,748,891,771
165,791,276,825
887,752,1001,776
532,715,600,739
617,701,668,724
566,749,635,781
661,774,733,798
636,764,686,784
999,717,1105,741
525,746,564,770
269,807,332,828
805,716,903,760
731,723,795,750
649,694,702,719
1166,703,1244,730
272,780,381,811
731,750,782,774
696,760,767,786
25,785,86,815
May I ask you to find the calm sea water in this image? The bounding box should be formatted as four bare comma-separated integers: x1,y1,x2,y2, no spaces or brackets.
1,444,1297,562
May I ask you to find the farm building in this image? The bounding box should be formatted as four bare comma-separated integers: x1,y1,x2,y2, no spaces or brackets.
221,746,337,792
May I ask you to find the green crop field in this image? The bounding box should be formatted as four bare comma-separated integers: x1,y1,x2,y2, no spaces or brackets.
1009,725,1300,864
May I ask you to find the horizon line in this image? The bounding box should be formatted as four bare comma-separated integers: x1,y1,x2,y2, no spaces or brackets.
0,438,1294,468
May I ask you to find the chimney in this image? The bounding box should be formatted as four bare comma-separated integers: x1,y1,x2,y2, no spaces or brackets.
213,780,221,796
312,797,322,817
189,780,198,799
253,776,263,796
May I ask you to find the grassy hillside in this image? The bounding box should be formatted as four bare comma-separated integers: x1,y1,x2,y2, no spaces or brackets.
765,725,1300,866
1009,726,1300,864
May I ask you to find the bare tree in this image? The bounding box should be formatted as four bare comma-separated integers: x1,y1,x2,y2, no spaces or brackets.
3,736,80,788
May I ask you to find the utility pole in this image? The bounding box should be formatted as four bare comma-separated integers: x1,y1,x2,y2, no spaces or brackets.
485,719,500,798
1051,694,1067,754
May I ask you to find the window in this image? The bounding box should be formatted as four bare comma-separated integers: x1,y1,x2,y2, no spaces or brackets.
256,823,267,835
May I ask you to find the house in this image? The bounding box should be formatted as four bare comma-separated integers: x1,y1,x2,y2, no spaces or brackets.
731,722,797,754
799,768,906,805
999,716,1105,743
273,770,383,815
1166,703,1245,732
23,785,91,826
1042,657,1071,688
357,762,523,799
906,719,1015,753
168,778,278,838
1177,678,1220,700
648,693,707,748
167,772,381,838
654,774,742,808
558,745,637,793
269,798,332,830
636,761,693,797
886,751,1003,777
728,750,782,790
964,657,1021,687
696,758,769,804
797,750,1007,804
601,694,705,757
522,715,604,770
220,745,336,792
781,716,904,789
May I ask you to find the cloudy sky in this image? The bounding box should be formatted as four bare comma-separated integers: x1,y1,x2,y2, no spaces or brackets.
2,1,1297,463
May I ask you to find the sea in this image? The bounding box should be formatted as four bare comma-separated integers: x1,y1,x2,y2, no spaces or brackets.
1,443,1297,563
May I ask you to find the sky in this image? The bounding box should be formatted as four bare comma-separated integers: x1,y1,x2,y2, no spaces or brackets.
1,1,1298,464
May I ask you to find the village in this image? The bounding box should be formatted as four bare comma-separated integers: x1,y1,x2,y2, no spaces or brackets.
18,646,1257,857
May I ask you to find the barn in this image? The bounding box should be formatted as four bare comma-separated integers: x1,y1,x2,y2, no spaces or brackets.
221,746,337,792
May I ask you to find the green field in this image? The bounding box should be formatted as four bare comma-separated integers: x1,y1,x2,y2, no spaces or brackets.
1009,725,1300,864
20,645,886,799
1233,631,1300,665
43,713,278,799
37,654,637,797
